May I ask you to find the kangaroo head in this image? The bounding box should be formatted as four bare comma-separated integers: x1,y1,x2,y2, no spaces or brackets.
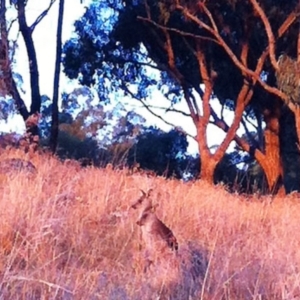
131,189,157,212
136,210,157,226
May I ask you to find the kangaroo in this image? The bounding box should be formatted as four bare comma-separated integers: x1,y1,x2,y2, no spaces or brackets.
137,209,178,252
131,189,178,271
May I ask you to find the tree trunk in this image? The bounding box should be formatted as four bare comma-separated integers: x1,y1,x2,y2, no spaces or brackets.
280,107,300,193
50,0,65,153
0,0,29,120
259,109,282,193
196,126,218,184
213,103,282,193
17,0,42,145
17,0,41,115
293,108,300,145
200,152,218,184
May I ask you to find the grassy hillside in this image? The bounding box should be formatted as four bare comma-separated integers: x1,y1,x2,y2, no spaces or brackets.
0,150,300,299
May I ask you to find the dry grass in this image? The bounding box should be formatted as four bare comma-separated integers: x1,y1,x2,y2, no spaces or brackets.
0,149,300,299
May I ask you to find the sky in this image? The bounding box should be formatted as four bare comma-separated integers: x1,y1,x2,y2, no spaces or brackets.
2,0,253,154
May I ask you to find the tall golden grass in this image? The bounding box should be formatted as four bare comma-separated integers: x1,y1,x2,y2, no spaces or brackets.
0,149,300,299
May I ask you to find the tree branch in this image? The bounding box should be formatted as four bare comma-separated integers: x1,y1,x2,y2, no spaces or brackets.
162,27,189,86
199,2,219,33
122,84,196,140
195,42,211,126
241,117,259,148
190,88,201,116
182,85,198,123
161,26,200,124
175,4,297,103
165,107,191,117
137,16,219,44
248,0,278,71
215,80,253,159
30,0,56,32
244,113,259,131
139,6,297,106
210,106,265,162
7,17,17,33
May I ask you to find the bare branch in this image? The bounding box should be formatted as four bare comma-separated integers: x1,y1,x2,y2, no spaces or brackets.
161,26,200,124
240,42,249,66
30,0,56,32
199,2,219,33
126,100,192,117
220,102,225,121
7,17,17,33
139,99,196,140
139,5,297,106
122,84,196,140
190,89,201,116
137,16,219,44
10,35,19,60
241,117,259,148
165,107,191,117
182,85,198,122
210,106,265,162
144,0,151,19
164,28,176,76
127,96,192,117
248,0,278,71
215,80,253,159
112,56,164,72
195,42,212,125
244,113,259,130
175,4,297,103
278,11,299,37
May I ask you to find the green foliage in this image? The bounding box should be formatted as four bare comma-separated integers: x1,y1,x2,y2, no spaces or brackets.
56,130,101,165
55,107,109,165
0,97,17,122
59,109,106,140
48,86,146,167
128,127,188,178
214,153,268,194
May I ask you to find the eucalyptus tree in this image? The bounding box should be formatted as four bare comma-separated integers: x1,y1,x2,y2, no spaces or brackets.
63,0,300,192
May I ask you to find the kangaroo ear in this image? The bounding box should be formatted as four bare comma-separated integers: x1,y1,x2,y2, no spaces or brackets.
140,189,147,196
147,188,153,197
